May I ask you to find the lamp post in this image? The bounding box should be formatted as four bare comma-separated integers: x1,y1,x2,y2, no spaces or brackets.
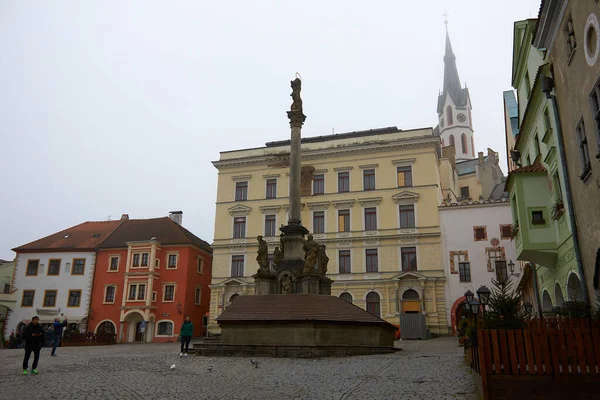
508,260,515,275
470,298,481,317
464,290,474,304
477,286,491,313
523,301,533,317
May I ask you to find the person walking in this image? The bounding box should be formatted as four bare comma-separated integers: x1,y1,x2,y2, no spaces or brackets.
22,316,45,375
179,316,193,357
50,317,67,356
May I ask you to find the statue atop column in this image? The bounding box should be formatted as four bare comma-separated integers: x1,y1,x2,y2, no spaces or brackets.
287,75,306,127
317,245,329,276
256,235,269,274
273,246,283,270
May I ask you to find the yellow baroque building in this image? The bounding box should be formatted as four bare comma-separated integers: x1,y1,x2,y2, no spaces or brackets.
208,126,449,334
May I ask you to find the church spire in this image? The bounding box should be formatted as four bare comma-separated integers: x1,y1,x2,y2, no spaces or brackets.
443,29,462,100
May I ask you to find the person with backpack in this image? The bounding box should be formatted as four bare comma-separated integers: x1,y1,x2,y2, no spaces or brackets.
179,316,193,357
22,316,45,375
50,316,67,356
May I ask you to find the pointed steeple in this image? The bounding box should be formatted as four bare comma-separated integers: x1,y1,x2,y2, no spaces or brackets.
443,30,462,99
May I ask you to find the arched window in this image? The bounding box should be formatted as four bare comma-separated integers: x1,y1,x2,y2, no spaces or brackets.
447,106,453,125
339,292,353,303
97,321,116,336
461,133,468,154
471,137,475,156
366,292,381,317
542,290,553,312
402,289,420,300
567,273,583,301
554,283,565,307
449,134,455,147
157,321,173,336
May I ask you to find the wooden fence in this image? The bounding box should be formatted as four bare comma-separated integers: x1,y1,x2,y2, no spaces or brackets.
468,318,600,399
62,332,116,346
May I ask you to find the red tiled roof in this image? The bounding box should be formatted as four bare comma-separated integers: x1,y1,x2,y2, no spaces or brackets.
509,162,547,174
13,220,122,252
98,217,211,253
217,294,393,325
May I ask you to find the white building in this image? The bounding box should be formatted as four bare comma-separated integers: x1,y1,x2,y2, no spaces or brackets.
5,220,122,335
439,196,518,334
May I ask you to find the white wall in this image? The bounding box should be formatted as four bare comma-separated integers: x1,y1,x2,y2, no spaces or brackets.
6,251,95,334
440,203,517,330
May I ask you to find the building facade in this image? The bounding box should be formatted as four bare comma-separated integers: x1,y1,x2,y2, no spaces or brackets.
0,260,16,342
534,0,600,300
89,213,212,343
503,90,520,172
209,127,449,334
506,18,583,313
5,220,122,335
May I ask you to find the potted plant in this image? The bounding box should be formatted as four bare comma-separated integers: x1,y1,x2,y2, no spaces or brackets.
511,222,519,238
551,199,565,220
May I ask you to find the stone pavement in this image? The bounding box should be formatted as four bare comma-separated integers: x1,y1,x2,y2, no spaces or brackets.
0,337,476,400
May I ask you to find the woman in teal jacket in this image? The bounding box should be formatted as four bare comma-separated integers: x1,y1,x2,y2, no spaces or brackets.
179,316,193,357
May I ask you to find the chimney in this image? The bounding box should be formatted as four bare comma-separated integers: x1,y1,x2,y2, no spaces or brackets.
120,214,129,221
169,211,183,225
478,151,484,166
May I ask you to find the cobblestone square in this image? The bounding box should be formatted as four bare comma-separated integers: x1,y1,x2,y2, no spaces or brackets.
0,337,476,400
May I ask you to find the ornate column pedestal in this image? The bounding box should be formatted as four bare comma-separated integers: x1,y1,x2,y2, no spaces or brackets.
299,273,322,294
253,272,275,295
319,277,333,295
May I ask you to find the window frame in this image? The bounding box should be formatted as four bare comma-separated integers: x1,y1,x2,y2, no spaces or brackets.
365,249,378,273
235,181,248,201
195,287,202,305
104,285,116,304
339,250,351,274
397,166,413,187
576,118,592,180
473,226,487,241
43,289,58,307
312,174,325,195
67,289,82,308
500,224,513,240
401,247,418,272
589,77,600,155
364,207,377,231
363,169,376,191
399,205,415,229
21,290,35,307
127,283,146,301
458,262,471,282
495,260,508,282
313,211,325,234
141,253,149,267
231,255,244,277
163,284,176,302
108,256,120,272
233,216,247,239
156,321,174,336
337,171,350,193
47,259,61,276
167,253,178,269
265,178,277,199
366,292,381,317
338,209,350,233
26,259,39,276
197,257,204,274
71,258,86,275
460,186,470,199
264,214,276,237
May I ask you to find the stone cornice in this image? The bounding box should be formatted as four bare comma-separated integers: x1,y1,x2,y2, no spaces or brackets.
333,166,353,172
259,205,283,214
262,173,281,179
306,201,331,211
391,158,416,166
392,191,420,204
357,197,383,207
213,138,439,170
232,174,252,181
439,198,510,209
332,199,356,209
228,204,252,216
359,163,379,169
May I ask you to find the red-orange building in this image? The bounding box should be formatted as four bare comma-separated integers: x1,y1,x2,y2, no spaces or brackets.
88,213,212,343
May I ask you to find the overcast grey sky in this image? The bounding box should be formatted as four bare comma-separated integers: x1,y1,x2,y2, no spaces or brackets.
0,1,541,259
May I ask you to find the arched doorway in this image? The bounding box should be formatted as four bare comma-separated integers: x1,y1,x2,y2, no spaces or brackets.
567,273,583,302
123,311,145,343
96,320,116,336
366,292,381,318
542,290,553,312
450,296,467,334
402,289,421,314
554,283,565,307
339,292,352,303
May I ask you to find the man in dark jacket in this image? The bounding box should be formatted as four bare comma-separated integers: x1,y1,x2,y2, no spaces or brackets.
22,316,45,375
51,317,67,356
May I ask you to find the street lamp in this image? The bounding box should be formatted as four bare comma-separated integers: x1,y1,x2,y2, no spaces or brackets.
464,290,474,304
470,298,481,316
524,301,533,316
508,260,516,275
476,286,491,306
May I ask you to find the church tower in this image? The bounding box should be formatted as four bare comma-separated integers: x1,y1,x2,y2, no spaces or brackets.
437,27,475,161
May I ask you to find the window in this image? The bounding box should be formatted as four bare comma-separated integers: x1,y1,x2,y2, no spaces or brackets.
338,209,350,232
449,134,455,147
500,225,512,240
486,248,504,272
152,291,157,302
233,217,246,238
266,178,277,199
235,181,248,201
168,254,178,268
339,292,353,303
72,259,85,275
313,174,324,195
446,106,453,126
531,210,545,225
132,254,140,267
197,258,203,274
589,80,600,150
339,250,351,273
553,171,563,200
265,215,276,237
109,257,119,271
401,247,417,271
141,253,149,267
543,108,552,133
195,287,201,305
458,262,471,282
104,286,116,303
363,169,375,191
26,260,39,276
43,290,57,307
3,284,9,294
471,136,475,156
163,285,175,302
21,290,35,307
366,292,381,317
565,14,577,57
155,259,160,268
397,166,413,187
231,255,244,277
366,249,378,273
313,211,325,234
48,259,61,275
461,133,468,154
473,226,487,241
460,186,470,199
268,253,274,270
496,260,508,282
364,207,377,231
157,321,173,336
338,171,350,193
68,290,81,307
127,284,145,301
576,119,592,179
399,205,415,229
533,133,541,159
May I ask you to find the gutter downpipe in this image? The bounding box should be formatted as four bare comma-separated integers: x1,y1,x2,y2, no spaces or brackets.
531,264,544,318
543,75,590,305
